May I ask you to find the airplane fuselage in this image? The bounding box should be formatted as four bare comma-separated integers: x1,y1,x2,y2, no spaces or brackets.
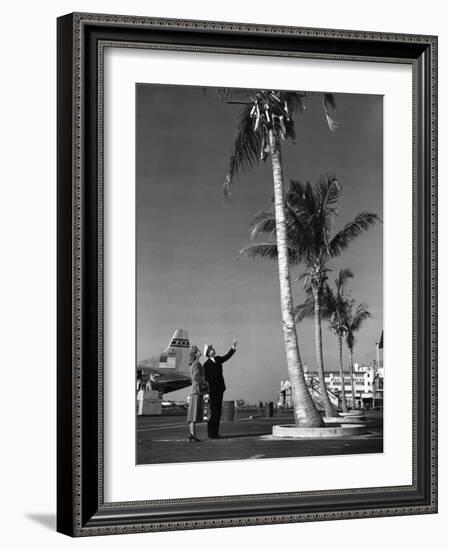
138,367,191,394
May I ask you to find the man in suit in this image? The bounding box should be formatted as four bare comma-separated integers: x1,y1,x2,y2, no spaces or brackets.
203,340,237,439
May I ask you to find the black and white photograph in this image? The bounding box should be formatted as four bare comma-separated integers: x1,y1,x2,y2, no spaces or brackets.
135,84,384,465
0,0,442,544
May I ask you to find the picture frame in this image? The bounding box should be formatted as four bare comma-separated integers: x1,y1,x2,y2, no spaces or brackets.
57,12,438,536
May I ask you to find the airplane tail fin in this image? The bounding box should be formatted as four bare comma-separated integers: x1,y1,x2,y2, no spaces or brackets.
159,329,191,373
169,329,189,348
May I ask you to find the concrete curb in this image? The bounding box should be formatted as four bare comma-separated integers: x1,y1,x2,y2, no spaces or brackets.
323,416,366,424
272,423,367,438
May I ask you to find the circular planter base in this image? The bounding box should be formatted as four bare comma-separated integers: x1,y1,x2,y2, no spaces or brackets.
324,416,366,424
272,423,366,438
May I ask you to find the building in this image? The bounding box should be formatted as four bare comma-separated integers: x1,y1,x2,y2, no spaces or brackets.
278,380,293,408
307,363,376,409
278,358,384,410
373,330,384,408
279,331,384,410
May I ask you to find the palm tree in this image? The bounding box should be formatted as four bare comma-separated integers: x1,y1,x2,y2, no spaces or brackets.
240,178,379,417
345,301,372,409
225,90,338,427
294,269,354,413
327,270,354,413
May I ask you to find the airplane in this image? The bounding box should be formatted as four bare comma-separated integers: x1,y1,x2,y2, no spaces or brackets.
137,329,192,395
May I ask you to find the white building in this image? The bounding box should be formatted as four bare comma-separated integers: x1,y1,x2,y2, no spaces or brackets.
279,361,384,410
314,363,376,409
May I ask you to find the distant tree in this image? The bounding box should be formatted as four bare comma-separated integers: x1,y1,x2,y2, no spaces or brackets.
345,301,372,408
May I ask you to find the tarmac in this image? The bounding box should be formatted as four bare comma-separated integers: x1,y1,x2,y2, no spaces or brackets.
136,409,383,465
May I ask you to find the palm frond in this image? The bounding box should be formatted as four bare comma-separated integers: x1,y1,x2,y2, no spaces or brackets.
238,243,278,261
294,297,314,322
286,180,317,220
249,209,276,241
315,175,343,236
211,87,254,101
247,204,314,260
328,211,380,257
224,103,264,202
322,93,338,131
345,301,372,349
242,176,378,285
315,174,342,211
317,270,354,336
322,283,338,313
352,303,372,331
284,202,309,239
282,91,307,115
287,179,308,200
295,282,334,323
336,268,354,294
237,243,302,264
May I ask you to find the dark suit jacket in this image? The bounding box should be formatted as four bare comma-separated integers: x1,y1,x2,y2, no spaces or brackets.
203,348,235,393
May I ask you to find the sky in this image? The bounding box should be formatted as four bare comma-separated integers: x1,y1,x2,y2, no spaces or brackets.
136,84,383,403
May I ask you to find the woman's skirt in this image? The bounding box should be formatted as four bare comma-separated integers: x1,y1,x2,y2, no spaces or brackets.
186,393,204,423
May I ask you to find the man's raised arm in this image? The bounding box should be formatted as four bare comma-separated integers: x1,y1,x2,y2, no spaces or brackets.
220,340,238,363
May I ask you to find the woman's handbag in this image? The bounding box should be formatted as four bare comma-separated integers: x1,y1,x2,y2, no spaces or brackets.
198,381,209,394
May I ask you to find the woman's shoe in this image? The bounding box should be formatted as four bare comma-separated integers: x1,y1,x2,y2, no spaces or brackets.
188,434,201,442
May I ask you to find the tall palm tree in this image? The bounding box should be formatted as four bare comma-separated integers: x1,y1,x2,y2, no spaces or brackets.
345,301,372,409
240,178,379,418
225,90,338,427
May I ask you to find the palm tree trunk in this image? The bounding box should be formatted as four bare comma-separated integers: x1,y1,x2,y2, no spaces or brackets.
349,347,357,409
312,290,338,417
337,334,349,413
269,131,323,428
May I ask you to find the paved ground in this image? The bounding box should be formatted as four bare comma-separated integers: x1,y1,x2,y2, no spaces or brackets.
136,409,383,464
